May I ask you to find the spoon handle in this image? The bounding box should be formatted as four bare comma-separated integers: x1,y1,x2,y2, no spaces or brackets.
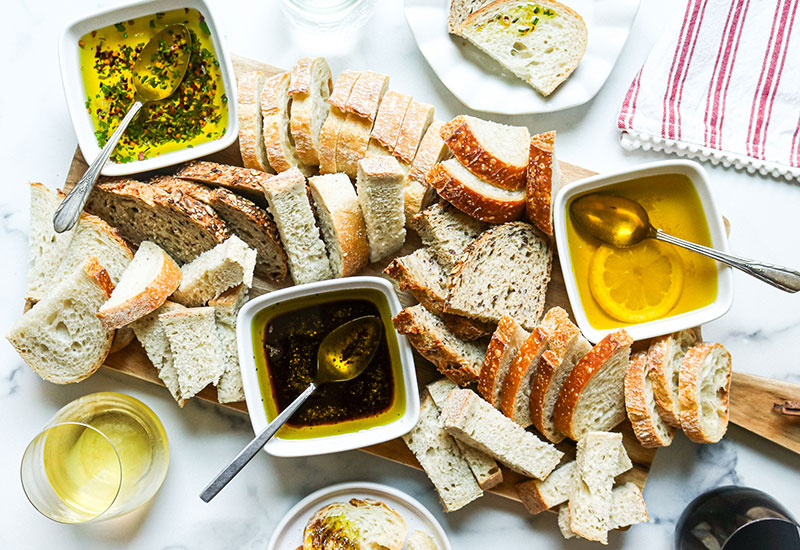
199,382,317,503
655,229,800,293
53,100,144,233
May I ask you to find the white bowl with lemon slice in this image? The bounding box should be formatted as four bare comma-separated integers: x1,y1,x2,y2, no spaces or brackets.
553,160,733,343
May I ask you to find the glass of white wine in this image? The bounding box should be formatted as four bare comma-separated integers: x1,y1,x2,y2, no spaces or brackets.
21,392,169,523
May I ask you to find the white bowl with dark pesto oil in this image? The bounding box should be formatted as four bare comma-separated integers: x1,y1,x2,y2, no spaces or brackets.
59,0,238,176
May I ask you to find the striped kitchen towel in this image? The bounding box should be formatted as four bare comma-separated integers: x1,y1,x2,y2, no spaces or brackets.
618,0,800,180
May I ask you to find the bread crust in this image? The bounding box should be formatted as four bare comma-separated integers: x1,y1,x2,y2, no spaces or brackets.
443,314,495,340
336,113,375,178
383,252,446,315
648,329,699,427
237,71,272,172
174,161,272,206
395,100,435,163
328,70,361,111
525,131,557,235
109,326,135,354
529,349,566,442
477,315,527,406
318,109,346,174
624,351,676,448
261,72,296,173
678,342,732,444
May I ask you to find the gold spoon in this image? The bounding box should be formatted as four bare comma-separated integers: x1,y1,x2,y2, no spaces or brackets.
53,24,193,233
570,193,800,293
199,315,384,502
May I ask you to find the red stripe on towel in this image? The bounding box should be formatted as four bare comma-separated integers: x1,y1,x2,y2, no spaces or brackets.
662,0,701,139
703,0,741,148
674,0,709,140
714,0,751,150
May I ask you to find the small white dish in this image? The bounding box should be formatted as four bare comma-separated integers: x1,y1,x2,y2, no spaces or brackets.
553,160,734,342
403,0,640,114
59,0,238,176
268,482,452,550
237,276,420,458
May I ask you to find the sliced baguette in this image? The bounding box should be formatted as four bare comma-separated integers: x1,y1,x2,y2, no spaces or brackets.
130,301,186,404
516,460,575,515
288,57,332,166
525,131,562,235
356,156,407,262
394,99,435,164
678,342,732,444
408,121,450,186
403,180,436,228
342,70,390,121
174,161,270,206
648,329,699,427
336,72,389,178
209,284,249,403
261,71,310,174
237,71,272,172
319,70,361,174
625,351,676,448
368,90,412,153
478,315,529,407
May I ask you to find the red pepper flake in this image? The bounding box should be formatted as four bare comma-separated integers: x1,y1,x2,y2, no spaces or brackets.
78,40,85,47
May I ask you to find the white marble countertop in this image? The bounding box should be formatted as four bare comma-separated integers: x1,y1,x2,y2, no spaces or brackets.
2,0,799,548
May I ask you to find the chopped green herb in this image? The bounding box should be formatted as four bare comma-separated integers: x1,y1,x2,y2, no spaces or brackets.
199,20,211,35
114,23,125,32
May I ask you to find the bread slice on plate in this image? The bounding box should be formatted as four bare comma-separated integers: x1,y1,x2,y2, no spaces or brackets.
411,202,489,270
445,221,552,330
679,342,732,444
648,329,699,427
440,115,530,191
402,393,484,512
319,70,361,174
406,531,440,550
173,161,270,206
303,498,407,549
97,241,182,329
356,156,407,262
209,284,249,404
288,56,332,166
261,72,310,174
394,99,435,165
7,257,115,384
625,351,676,448
130,301,186,405
553,329,634,441
237,71,272,172
384,248,448,315
478,315,529,407
367,90,412,155
448,0,492,33
392,304,487,385
525,131,562,236
516,460,575,515
457,0,588,96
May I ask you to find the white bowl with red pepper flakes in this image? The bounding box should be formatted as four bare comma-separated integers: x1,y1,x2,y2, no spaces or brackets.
59,0,238,176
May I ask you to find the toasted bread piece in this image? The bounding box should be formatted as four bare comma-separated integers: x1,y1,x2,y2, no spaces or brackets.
237,71,272,172
648,329,699,427
288,57,332,166
678,342,732,444
478,316,529,407
261,71,310,174
174,161,270,206
516,460,575,515
303,498,407,549
625,351,676,448
525,131,562,235
356,157,407,262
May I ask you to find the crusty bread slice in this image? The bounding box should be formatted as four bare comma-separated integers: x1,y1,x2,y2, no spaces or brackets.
343,70,390,121
525,131,562,236
441,388,563,479
57,212,134,287
288,57,332,166
625,351,676,448
478,316,529,407
440,115,530,191
97,241,181,329
394,99,435,164
402,393,484,512
237,71,272,172
558,482,648,540
303,498,407,549
648,329,699,427
171,235,256,307
406,531,440,550
174,161,270,206
209,285,249,404
457,0,588,96
427,159,526,223
403,180,436,227
678,342,732,444
393,305,487,385
261,72,310,174
130,301,186,405
319,70,361,174
262,168,333,284
308,174,369,277
408,121,449,186
336,72,389,178
356,157,407,262
329,70,361,112
445,221,552,330
553,330,634,441
368,90,412,153
427,378,503,490
384,248,448,315
448,0,492,33
7,257,114,384
411,202,488,270
516,460,575,515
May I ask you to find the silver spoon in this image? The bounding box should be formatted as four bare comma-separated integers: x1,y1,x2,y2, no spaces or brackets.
53,24,192,233
199,315,383,503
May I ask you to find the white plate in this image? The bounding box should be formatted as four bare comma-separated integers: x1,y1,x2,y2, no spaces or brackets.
268,482,452,550
404,0,640,114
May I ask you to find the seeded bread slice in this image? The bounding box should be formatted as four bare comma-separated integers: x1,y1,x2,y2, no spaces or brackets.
174,161,270,206
319,70,361,174
288,57,332,166
356,157,407,262
237,71,272,172
209,285,249,404
411,202,489,270
648,329,699,427
516,460,576,515
130,301,186,405
261,72,310,174
678,342,732,444
625,351,676,448
384,248,448,315
478,316,529,407
525,131,562,236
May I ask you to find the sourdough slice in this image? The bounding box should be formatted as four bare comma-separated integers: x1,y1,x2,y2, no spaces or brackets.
441,388,563,478
97,241,181,329
130,301,186,404
392,305,487,385
368,90,412,153
356,157,407,262
516,460,575,515
525,131,562,235
160,307,224,400
427,378,503,490
448,0,492,33
648,329,699,427
625,351,676,448
171,235,256,307
261,71,310,174
209,285,249,403
445,221,552,330
303,498,407,550
384,248,448,314
678,342,732,444
6,258,114,384
440,115,530,191
427,159,526,223
237,71,272,172
457,0,588,96
86,178,230,264
478,315,529,406
402,394,484,512
394,100,435,164
411,202,489,270
262,168,333,284
557,504,575,539
319,70,361,174
308,174,370,277
174,161,270,206
406,531,440,550
288,57,332,166
553,330,634,441
57,212,134,288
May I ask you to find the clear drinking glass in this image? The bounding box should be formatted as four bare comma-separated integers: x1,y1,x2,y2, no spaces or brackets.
280,0,374,32
20,392,169,523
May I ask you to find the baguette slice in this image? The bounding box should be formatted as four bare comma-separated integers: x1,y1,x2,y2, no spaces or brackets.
440,115,530,191
209,285,249,404
427,159,525,223
368,90,412,152
343,70,390,121
336,72,389,178
288,57,332,166
457,0,588,96
356,157,407,262
174,161,270,206
441,388,563,479
97,241,182,329
678,343,732,444
237,71,272,172
411,202,489,270
553,330,634,441
303,498,407,550
384,248,448,315
261,72,310,174
402,394,484,512
319,71,361,174
478,316,529,407
625,351,676,448
394,99,435,164
648,329,699,427
329,70,362,112
7,257,115,384
525,131,562,235
516,460,576,515
408,121,449,186
130,301,186,405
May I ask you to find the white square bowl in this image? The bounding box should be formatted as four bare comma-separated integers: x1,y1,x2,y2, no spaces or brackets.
237,277,420,458
553,160,734,343
58,0,238,176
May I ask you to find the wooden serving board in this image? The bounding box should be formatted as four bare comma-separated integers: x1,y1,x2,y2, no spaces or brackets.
62,54,656,507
